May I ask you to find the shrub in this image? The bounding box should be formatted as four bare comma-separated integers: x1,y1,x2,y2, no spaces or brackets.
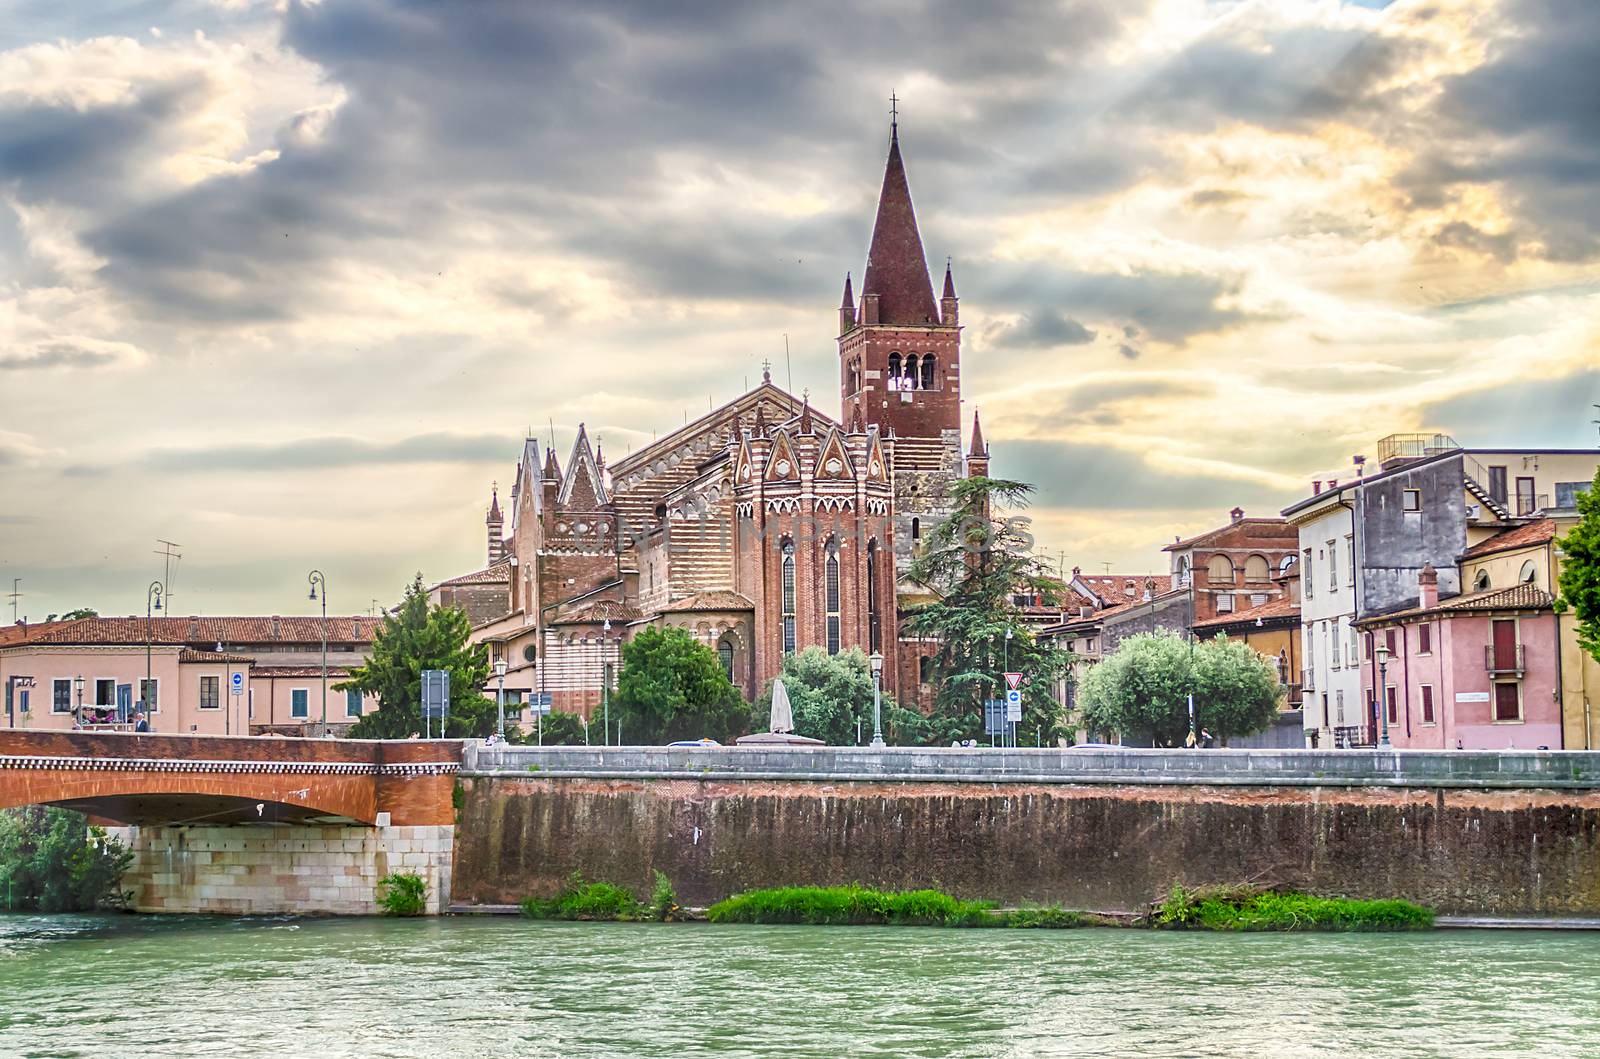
648,870,678,922
521,872,643,921
0,807,132,912
1156,885,1432,932
706,885,995,927
376,872,428,916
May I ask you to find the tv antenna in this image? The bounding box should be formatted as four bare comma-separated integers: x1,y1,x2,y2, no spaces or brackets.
7,579,19,623
154,539,183,611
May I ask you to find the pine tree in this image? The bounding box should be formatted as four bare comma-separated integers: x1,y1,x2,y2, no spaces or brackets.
341,574,493,738
1558,468,1600,663
903,476,1071,744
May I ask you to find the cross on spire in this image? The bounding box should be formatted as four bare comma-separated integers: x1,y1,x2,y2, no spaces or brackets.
761,357,772,383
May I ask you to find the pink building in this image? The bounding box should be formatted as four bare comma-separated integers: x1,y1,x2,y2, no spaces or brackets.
1355,565,1561,750
0,616,380,736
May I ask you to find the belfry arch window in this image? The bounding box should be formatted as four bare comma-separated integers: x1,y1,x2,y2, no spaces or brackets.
866,539,882,653
920,354,935,390
825,539,842,655
847,358,861,395
781,540,797,655
905,353,920,389
887,352,901,386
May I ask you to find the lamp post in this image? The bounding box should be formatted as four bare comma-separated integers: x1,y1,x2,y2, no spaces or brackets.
1375,641,1392,747
74,675,84,725
1003,627,1014,749
308,570,327,730
494,658,508,740
869,650,885,747
145,580,163,728
602,619,612,747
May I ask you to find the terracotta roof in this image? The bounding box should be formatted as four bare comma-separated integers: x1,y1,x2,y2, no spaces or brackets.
250,665,355,679
0,620,73,646
859,127,940,326
659,591,754,613
1077,574,1173,605
1360,583,1554,625
1164,517,1298,552
1462,519,1557,559
27,616,381,646
436,562,513,588
550,600,642,626
177,648,254,664
1192,595,1300,630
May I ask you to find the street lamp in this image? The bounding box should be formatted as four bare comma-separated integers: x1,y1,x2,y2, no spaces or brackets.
74,675,84,725
869,650,885,747
602,619,612,747
1003,627,1015,749
145,580,163,729
494,657,508,740
1374,641,1392,747
308,570,327,730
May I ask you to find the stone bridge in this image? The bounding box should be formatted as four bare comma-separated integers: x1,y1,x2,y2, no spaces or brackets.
0,731,461,914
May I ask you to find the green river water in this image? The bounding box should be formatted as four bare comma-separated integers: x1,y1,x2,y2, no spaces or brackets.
1,914,1596,1058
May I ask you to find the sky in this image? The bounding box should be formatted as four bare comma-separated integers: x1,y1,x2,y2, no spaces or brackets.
2,0,1599,621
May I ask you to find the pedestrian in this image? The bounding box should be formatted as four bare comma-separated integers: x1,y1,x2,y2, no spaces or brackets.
1184,728,1197,749
1201,727,1214,749
132,708,149,733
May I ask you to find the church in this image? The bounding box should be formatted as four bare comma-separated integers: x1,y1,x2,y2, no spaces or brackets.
434,122,992,719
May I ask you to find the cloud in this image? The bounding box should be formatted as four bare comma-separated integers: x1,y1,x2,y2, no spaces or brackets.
0,339,144,371
68,431,515,476
1000,439,1293,514
1422,369,1600,449
988,308,1096,349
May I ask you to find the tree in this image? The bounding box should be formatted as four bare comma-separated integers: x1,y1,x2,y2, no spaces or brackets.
506,710,590,746
613,626,748,744
1558,467,1600,663
903,476,1073,745
61,608,98,621
755,647,883,745
340,574,493,739
0,807,132,912
1077,630,1281,746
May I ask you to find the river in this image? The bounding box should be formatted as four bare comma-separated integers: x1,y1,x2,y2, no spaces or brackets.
1,914,1596,1057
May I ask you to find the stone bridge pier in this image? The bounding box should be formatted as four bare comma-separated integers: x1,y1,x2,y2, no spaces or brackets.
0,731,461,915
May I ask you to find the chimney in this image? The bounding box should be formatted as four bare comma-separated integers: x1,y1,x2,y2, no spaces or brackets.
1418,564,1439,609
1230,507,1244,523
1312,481,1323,495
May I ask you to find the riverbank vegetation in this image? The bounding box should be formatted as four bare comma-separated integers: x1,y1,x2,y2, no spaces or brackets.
518,876,1432,933
1154,885,1434,932
375,872,428,916
0,807,132,912
520,871,681,922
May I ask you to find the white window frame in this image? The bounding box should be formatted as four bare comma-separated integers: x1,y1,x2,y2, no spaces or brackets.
1327,540,1338,591
1492,681,1523,723
1216,593,1234,614
93,677,116,709
1345,536,1355,587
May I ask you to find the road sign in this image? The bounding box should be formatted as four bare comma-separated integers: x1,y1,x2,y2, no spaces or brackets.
1005,687,1022,722
229,671,245,696
422,669,450,719
1004,672,1023,691
984,699,1007,736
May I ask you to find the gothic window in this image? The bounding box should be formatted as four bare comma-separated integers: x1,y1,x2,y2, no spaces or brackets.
920,354,935,390
887,352,901,388
866,539,882,653
781,539,797,656
905,353,920,389
825,539,841,655
717,634,736,679
848,358,861,395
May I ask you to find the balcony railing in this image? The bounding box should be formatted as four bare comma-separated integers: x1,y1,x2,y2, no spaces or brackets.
1514,493,1551,517
1333,724,1374,749
1485,643,1525,675
1301,670,1315,694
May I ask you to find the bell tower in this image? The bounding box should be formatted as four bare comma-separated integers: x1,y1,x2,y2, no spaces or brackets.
838,118,961,444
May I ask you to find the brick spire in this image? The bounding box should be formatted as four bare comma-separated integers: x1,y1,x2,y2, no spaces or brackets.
969,409,987,455
859,124,938,326
486,484,502,523
942,258,956,299
838,271,856,335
